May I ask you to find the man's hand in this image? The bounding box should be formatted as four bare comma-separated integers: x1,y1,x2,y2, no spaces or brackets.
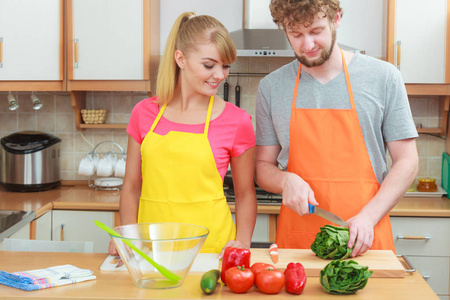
346,211,376,257
281,172,319,216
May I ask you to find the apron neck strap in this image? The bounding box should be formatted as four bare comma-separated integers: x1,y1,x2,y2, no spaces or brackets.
150,102,167,133
149,96,214,135
203,96,214,135
292,49,355,110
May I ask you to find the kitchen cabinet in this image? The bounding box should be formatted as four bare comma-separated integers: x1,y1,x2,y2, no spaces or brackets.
0,0,64,91
387,0,450,84
391,216,450,299
387,0,450,136
68,0,159,130
51,210,114,253
66,0,159,91
33,211,52,241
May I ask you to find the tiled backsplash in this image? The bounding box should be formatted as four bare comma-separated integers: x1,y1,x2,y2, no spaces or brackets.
0,57,445,185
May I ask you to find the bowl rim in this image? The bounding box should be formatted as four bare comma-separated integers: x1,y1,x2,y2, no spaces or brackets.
111,222,210,242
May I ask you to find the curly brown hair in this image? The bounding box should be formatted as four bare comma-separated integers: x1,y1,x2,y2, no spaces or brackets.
269,0,342,29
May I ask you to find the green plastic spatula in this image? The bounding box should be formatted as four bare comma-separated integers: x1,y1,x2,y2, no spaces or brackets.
94,220,181,282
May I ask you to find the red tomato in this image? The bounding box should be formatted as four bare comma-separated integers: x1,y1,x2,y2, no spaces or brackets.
225,266,254,293
250,263,275,282
255,269,285,294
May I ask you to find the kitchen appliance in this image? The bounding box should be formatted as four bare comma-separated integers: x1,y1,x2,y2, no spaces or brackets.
0,131,61,192
229,0,365,57
224,171,282,204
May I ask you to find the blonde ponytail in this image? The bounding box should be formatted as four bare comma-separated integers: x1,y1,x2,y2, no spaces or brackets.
156,12,194,104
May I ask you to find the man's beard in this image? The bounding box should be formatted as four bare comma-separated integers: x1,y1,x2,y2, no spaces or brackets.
295,27,337,68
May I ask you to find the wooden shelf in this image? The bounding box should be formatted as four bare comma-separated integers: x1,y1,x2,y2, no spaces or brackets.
79,123,128,129
417,128,444,134
405,84,450,96
70,91,150,131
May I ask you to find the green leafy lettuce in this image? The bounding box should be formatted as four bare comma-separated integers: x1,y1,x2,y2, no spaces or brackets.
320,259,373,295
310,225,352,259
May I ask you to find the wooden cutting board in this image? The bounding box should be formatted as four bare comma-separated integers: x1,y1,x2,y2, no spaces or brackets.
250,249,405,278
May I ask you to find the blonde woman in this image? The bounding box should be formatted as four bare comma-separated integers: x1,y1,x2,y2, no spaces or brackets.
110,12,257,257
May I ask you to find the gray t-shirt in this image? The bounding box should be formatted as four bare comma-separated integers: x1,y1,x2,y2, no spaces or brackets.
255,53,418,184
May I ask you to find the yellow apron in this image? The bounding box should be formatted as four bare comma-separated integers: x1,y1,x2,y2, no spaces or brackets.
138,96,236,253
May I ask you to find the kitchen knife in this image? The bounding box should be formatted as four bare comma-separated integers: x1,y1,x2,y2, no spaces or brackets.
308,204,348,226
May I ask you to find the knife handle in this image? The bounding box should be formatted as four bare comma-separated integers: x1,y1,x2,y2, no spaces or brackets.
308,203,315,213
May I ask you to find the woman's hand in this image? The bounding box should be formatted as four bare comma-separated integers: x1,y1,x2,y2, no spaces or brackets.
108,240,119,256
218,240,250,259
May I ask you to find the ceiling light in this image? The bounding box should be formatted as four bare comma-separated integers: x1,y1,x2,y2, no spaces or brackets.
7,92,19,111
31,92,43,110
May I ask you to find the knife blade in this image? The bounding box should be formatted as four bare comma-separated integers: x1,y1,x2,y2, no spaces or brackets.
308,204,348,226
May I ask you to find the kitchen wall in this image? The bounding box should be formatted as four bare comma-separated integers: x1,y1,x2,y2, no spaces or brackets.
0,56,444,184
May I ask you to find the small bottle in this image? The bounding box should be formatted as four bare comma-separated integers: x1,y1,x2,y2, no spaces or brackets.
416,177,437,192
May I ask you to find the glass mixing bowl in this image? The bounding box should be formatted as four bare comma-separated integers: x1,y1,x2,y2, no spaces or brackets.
110,222,209,289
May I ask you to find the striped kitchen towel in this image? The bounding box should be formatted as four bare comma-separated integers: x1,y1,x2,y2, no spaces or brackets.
0,265,96,291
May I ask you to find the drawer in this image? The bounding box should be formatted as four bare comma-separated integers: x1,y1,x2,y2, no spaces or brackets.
406,256,449,296
391,217,450,256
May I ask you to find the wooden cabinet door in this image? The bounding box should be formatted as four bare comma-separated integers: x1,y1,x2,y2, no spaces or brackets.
0,0,63,91
70,0,144,81
388,0,449,83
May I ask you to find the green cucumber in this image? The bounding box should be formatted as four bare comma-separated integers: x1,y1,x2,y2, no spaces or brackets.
200,269,220,295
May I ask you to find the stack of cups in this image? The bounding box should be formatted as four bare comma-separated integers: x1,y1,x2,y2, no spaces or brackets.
77,154,99,176
78,153,126,178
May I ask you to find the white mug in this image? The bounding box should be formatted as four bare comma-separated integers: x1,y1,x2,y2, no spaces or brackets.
114,156,126,178
78,156,95,176
97,155,115,177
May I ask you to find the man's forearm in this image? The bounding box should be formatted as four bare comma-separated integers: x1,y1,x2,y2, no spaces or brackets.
360,156,418,225
255,160,287,194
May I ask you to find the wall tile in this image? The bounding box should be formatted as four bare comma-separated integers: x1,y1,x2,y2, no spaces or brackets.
35,93,55,113
0,113,18,131
55,113,75,133
250,57,269,73
409,97,428,118
232,57,249,73
18,113,37,131
55,93,73,113
428,135,445,157
415,134,428,156
37,113,55,132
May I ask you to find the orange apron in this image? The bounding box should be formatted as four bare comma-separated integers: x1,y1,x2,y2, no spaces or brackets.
275,51,395,252
138,96,236,253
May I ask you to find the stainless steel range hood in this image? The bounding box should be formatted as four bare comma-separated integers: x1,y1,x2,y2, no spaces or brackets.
229,29,294,57
229,0,294,57
230,0,364,57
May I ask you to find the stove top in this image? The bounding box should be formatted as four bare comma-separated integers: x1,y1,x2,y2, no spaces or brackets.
225,187,282,205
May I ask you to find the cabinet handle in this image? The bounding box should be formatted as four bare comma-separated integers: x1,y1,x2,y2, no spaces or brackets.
422,275,430,280
396,255,416,273
60,224,65,241
397,235,431,240
396,40,401,70
74,38,79,68
0,37,3,68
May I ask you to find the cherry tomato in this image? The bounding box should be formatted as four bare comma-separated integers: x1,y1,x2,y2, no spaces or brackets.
250,262,275,282
225,266,254,293
255,269,285,294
